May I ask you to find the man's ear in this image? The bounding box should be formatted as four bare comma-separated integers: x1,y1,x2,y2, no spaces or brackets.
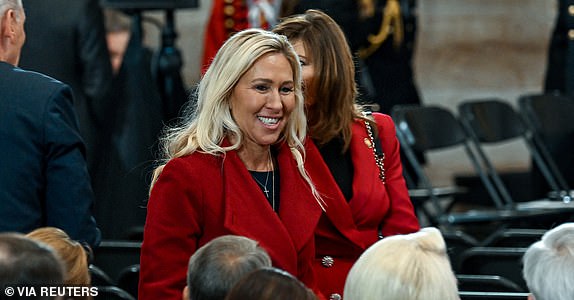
182,285,190,300
1,9,17,40
0,11,9,38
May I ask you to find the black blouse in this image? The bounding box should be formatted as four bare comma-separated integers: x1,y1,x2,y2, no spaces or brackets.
317,137,354,201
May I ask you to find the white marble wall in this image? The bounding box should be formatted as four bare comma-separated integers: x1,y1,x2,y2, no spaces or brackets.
414,0,557,184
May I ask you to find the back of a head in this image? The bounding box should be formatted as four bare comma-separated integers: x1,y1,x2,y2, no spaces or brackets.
224,267,318,300
0,233,65,299
344,227,459,300
523,222,574,300
26,227,90,286
187,235,272,300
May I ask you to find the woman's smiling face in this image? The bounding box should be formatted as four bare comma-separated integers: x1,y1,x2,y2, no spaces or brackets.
229,52,296,150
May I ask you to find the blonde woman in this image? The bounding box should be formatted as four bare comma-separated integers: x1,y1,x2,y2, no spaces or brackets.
139,28,324,300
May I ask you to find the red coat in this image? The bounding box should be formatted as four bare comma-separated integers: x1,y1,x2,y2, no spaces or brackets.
305,113,420,299
138,140,324,300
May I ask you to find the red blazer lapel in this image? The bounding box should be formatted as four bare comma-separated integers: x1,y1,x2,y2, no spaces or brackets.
222,143,321,274
275,143,323,251
305,139,370,249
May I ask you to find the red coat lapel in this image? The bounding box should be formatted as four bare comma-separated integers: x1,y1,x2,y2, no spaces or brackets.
222,143,322,273
275,143,323,251
305,136,372,249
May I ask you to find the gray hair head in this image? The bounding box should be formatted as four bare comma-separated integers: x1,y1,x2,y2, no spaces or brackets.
187,235,272,300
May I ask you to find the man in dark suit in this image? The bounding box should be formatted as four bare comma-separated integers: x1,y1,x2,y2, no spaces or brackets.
0,0,101,248
18,0,113,190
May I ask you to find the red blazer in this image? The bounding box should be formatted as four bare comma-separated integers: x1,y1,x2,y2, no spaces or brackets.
305,113,420,298
138,141,324,300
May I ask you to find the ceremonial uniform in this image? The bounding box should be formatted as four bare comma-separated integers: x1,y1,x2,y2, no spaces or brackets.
202,0,281,72
545,0,574,95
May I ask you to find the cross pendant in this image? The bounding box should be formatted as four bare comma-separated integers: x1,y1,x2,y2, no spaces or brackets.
263,187,269,198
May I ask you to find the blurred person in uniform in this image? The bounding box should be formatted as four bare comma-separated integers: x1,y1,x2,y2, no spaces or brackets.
201,0,283,72
534,0,574,198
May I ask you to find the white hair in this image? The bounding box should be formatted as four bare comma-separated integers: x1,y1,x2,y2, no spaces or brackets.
523,223,574,300
344,227,460,300
0,0,23,19
0,0,22,8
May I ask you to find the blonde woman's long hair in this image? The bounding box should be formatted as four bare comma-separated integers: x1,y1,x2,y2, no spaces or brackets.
151,28,323,208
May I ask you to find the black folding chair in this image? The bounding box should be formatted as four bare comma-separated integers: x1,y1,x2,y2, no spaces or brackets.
457,247,528,291
392,105,562,228
519,93,574,202
93,240,142,283
117,264,140,300
456,274,524,292
458,99,569,205
89,264,115,286
479,228,545,247
94,286,136,300
442,229,480,267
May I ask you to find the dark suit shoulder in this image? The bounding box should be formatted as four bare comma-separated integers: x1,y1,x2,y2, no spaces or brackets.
1,63,71,101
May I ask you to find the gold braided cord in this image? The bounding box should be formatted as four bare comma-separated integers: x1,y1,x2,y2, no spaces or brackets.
358,0,404,59
358,0,376,19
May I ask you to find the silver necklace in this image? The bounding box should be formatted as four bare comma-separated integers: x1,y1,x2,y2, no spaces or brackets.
252,171,271,198
252,150,276,211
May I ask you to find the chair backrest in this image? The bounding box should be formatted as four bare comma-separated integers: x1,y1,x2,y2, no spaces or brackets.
93,240,141,283
89,264,115,286
459,291,529,300
117,264,140,300
393,105,468,152
519,93,574,193
392,104,507,212
94,286,136,300
458,99,526,143
458,98,564,204
456,274,524,292
442,229,480,267
519,93,574,137
480,228,545,247
457,247,528,291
